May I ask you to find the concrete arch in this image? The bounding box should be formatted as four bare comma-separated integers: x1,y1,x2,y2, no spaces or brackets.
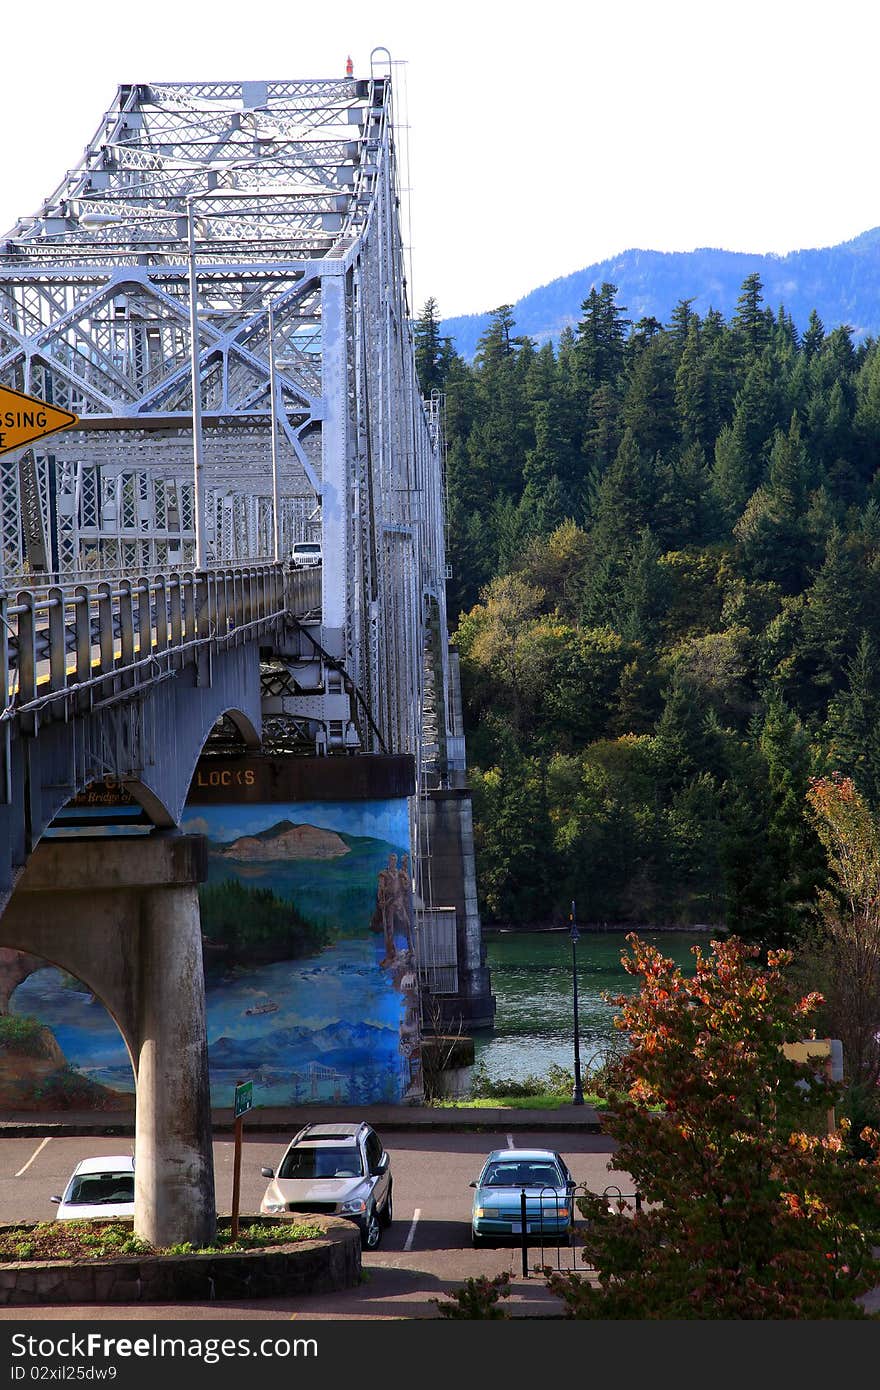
0,636,265,918
2,949,137,1090
0,835,215,1248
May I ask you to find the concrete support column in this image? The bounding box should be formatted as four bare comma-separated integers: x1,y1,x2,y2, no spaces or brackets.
134,881,216,1248
419,789,495,1031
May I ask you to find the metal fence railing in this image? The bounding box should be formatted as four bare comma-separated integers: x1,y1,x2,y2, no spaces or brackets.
510,1182,644,1278
0,563,290,730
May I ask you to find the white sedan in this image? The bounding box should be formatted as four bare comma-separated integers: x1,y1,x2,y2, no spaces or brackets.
51,1155,135,1220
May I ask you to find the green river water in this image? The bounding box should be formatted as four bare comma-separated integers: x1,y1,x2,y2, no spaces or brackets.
472,928,715,1085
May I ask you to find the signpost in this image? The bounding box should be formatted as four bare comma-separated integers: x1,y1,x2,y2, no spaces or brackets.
231,1080,253,1240
0,384,78,456
0,385,79,573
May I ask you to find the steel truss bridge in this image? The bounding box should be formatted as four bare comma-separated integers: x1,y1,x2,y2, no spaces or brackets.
0,62,454,907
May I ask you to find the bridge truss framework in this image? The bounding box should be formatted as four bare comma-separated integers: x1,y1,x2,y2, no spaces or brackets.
0,65,452,779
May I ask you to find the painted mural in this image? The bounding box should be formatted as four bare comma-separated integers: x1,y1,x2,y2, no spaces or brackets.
1,791,422,1110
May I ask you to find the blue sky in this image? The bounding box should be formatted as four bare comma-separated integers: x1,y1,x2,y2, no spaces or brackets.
2,2,877,318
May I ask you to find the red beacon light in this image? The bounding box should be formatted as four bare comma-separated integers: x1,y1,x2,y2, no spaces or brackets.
345,56,354,78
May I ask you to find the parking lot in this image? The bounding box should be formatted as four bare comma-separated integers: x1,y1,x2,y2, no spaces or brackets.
0,1127,624,1319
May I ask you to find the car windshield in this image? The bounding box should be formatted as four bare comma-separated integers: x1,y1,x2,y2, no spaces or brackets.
481,1161,563,1188
66,1172,134,1205
294,545,320,554
278,1146,364,1180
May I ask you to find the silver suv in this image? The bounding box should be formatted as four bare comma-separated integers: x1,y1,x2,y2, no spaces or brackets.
260,1122,392,1250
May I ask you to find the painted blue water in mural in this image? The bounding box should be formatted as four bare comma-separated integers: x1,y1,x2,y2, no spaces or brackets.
10,798,422,1107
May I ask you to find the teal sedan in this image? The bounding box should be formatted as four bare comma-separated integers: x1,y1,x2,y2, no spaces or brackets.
470,1148,576,1247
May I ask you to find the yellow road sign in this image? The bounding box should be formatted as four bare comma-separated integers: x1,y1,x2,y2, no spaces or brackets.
0,384,78,456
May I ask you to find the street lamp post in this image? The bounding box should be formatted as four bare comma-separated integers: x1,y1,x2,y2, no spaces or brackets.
186,197,208,569
570,900,584,1106
264,297,281,563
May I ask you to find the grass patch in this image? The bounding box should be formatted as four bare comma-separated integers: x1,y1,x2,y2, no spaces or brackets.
430,1093,609,1110
0,1218,322,1263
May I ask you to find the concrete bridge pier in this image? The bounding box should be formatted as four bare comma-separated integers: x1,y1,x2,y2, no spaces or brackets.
0,834,216,1248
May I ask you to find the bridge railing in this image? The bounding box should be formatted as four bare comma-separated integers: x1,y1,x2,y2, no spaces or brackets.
0,564,290,729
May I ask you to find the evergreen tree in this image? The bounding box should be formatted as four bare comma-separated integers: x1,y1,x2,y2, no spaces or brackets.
710,418,753,528
794,526,866,714
620,334,678,458
732,272,769,358
589,428,655,558
613,527,670,647
802,309,825,362
758,694,825,944
413,296,453,393
575,283,630,392
825,632,880,809
734,414,816,592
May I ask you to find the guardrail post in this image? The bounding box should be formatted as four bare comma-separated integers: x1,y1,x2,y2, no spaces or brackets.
232,568,242,644
196,571,211,687
97,582,115,691
137,578,152,670
73,584,91,711
154,577,168,654
216,569,228,642
15,590,36,714
47,586,66,696
169,574,183,657
182,572,195,644
119,579,134,689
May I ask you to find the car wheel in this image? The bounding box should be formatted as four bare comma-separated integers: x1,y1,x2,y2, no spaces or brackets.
361,1207,381,1250
379,1183,393,1228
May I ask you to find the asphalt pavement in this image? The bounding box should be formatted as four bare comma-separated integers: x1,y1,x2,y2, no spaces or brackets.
0,1105,611,1320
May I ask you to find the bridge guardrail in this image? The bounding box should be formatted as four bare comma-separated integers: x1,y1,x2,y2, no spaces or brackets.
0,564,293,728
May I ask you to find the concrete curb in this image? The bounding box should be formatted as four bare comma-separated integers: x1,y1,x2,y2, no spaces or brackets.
0,1217,360,1306
0,1104,608,1138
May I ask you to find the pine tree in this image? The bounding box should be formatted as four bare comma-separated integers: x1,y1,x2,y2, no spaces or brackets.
613,527,670,647
620,334,678,458
732,272,769,358
802,309,825,362
825,632,880,809
589,428,654,557
413,296,453,393
575,283,630,392
759,694,825,944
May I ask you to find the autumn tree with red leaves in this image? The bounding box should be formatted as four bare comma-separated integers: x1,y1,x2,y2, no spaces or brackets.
546,935,880,1318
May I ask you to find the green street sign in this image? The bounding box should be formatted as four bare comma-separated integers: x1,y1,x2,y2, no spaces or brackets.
233,1080,253,1119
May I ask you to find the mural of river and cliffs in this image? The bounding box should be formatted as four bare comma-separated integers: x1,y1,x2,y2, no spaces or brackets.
4,796,422,1110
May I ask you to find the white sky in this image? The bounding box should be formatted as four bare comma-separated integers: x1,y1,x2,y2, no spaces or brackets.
2,0,879,319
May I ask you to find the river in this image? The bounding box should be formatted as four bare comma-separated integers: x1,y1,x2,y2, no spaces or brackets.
472,928,714,1086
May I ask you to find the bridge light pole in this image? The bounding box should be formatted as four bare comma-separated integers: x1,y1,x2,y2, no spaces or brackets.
186,196,209,570
264,296,281,563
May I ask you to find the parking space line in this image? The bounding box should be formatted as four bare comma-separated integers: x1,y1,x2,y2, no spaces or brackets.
403,1207,421,1251
15,1137,51,1177
506,1134,515,1149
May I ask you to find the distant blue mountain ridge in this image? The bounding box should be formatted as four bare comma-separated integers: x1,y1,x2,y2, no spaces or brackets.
439,227,880,360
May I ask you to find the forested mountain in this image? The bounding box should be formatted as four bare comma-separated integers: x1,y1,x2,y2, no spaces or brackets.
414,281,880,936
440,228,880,360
